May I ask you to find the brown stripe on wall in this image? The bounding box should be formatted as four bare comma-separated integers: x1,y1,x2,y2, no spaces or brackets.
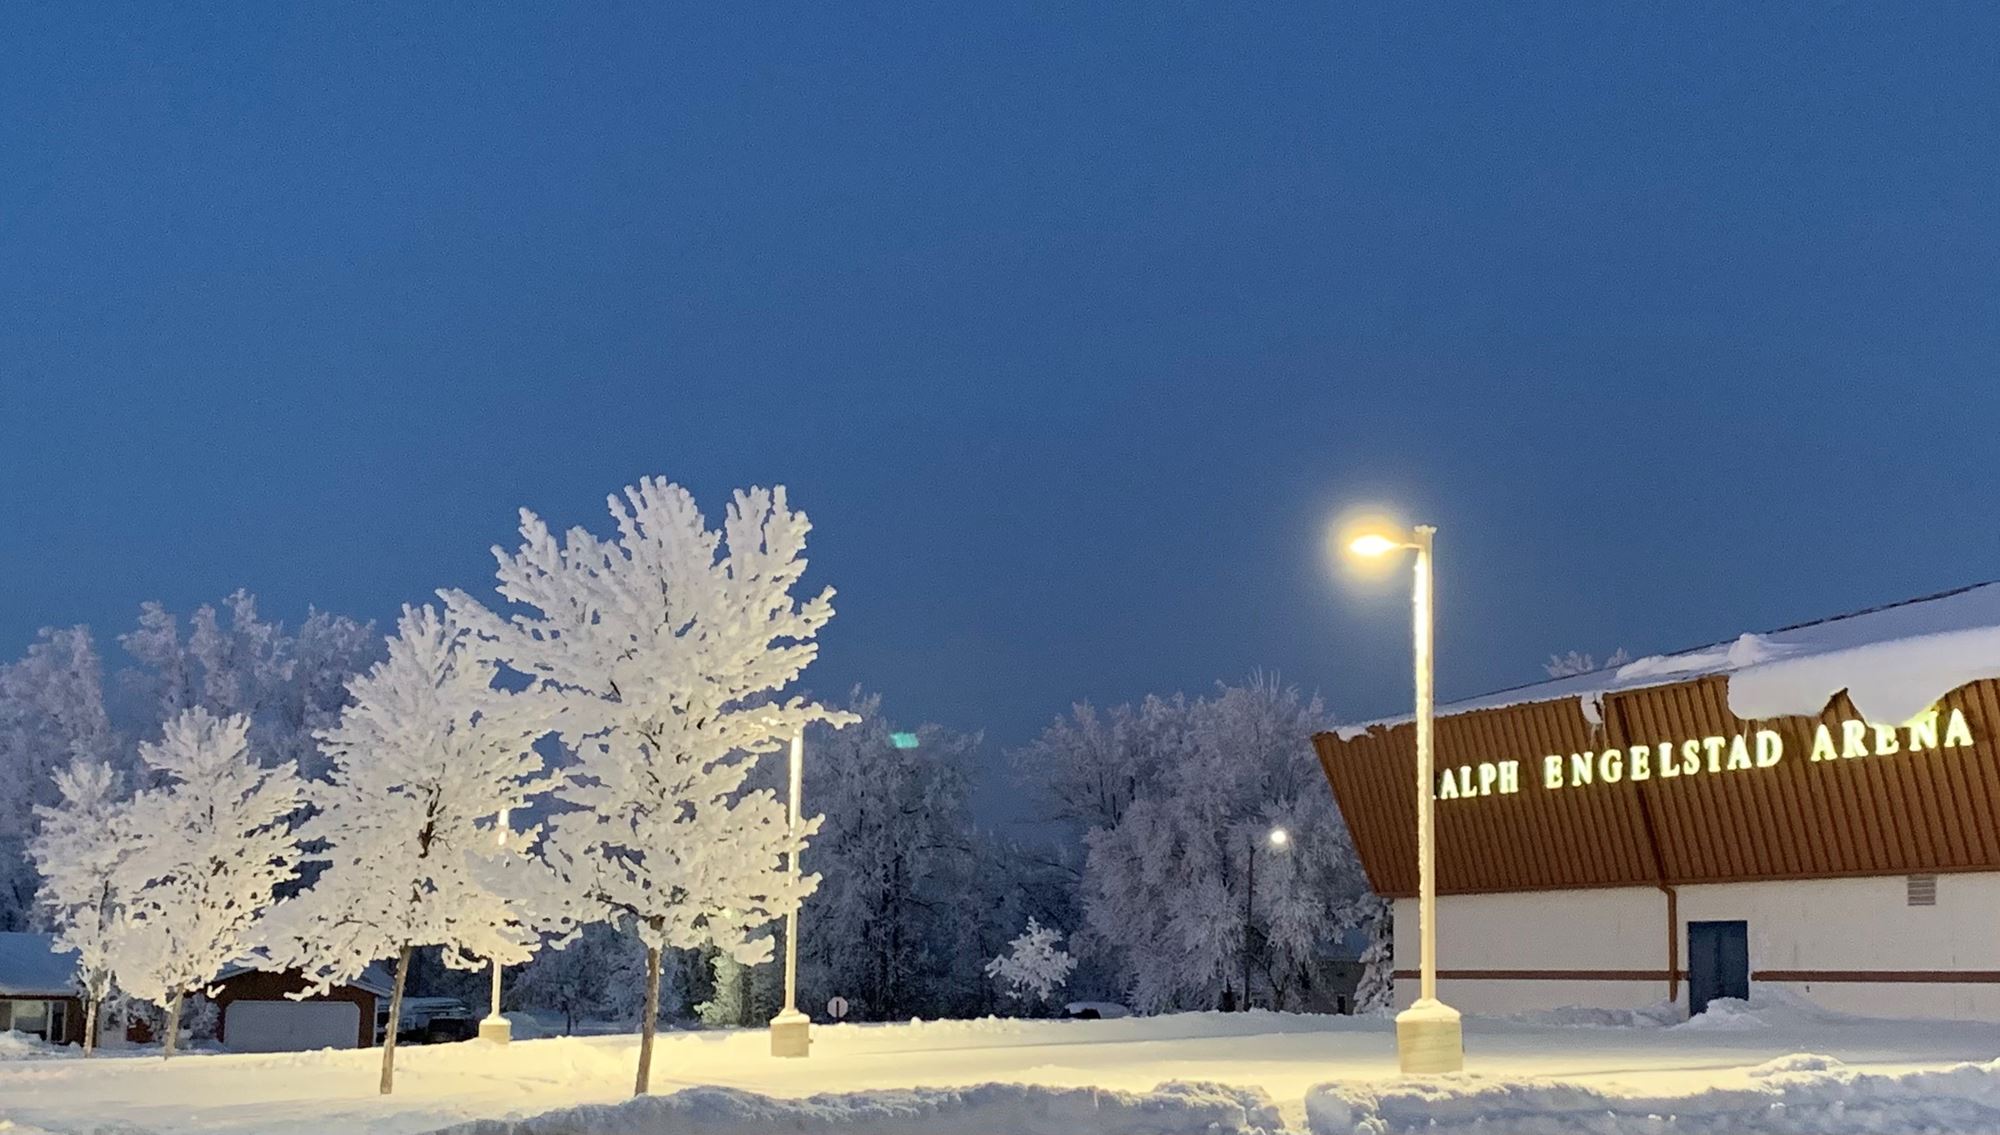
1392,969,1684,982
1756,970,2000,983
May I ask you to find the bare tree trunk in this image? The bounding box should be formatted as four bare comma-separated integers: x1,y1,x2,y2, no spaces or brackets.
634,943,662,1097
82,997,98,1056
380,943,413,1096
162,990,185,1058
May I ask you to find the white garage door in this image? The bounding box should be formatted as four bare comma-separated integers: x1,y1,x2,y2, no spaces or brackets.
224,1000,360,1053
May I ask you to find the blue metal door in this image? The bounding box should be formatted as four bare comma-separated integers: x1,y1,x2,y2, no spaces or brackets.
1687,920,1749,1015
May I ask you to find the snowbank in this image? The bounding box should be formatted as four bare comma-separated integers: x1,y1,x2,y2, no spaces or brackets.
0,1031,63,1061
1497,986,1847,1032
427,1081,1284,1135
1307,1055,2000,1134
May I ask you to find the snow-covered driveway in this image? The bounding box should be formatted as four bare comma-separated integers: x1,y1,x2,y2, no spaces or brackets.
2,1007,1998,1134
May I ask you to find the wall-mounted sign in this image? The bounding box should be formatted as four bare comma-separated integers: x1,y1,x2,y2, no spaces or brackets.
1435,707,1977,801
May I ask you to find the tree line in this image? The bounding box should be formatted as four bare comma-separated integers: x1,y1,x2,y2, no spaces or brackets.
4,476,1388,1099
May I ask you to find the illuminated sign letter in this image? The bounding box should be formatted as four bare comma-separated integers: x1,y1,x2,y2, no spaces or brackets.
1842,720,1870,759
1811,724,1838,762
1946,707,1975,748
1498,760,1520,794
1726,734,1753,771
1477,763,1499,797
1681,739,1702,776
1703,736,1726,773
1908,711,1939,752
1630,745,1652,781
1872,723,1900,756
1755,729,1783,768
1600,748,1624,783
1437,770,1458,800
1570,752,1595,787
1544,755,1564,789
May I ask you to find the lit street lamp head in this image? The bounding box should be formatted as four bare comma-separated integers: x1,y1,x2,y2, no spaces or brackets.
1267,827,1290,849
1348,532,1410,558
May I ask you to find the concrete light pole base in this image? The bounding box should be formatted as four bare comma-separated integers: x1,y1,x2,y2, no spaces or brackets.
769,1009,811,1058
478,1015,513,1044
1394,998,1462,1074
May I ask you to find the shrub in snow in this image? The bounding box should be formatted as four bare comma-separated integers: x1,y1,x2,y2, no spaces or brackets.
986,918,1076,1008
29,756,132,1054
447,479,855,1095
110,707,303,1057
260,604,557,1094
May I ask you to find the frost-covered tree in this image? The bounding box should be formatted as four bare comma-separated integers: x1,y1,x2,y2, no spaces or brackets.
111,708,302,1057
28,757,131,1053
1351,894,1394,1014
1012,697,1186,835
697,945,781,1028
513,922,656,1034
447,479,854,1095
260,605,555,1094
1055,677,1373,1013
0,597,377,936
1543,647,1632,679
117,592,381,779
0,627,116,930
795,691,985,1021
986,917,1076,1007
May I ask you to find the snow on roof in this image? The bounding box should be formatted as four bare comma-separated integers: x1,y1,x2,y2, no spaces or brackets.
0,933,79,998
1334,581,2000,740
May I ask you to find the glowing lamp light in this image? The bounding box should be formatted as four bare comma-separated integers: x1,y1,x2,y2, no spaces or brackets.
890,731,920,750
1348,533,1404,558
1267,827,1290,849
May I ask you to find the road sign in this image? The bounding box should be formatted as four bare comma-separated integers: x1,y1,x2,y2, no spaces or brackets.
826,996,849,1020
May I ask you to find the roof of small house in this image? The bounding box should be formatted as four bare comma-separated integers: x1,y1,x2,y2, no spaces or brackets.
213,960,397,999
1336,580,2000,739
0,933,79,998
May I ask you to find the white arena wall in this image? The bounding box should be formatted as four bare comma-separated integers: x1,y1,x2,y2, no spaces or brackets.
1391,871,2000,1020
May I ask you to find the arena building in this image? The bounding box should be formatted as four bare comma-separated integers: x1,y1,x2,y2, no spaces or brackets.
1314,582,2000,1020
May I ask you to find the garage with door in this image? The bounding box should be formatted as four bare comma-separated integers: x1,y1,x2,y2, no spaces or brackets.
211,963,393,1051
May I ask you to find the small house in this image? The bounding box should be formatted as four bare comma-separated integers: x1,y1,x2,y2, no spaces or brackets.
0,932,86,1046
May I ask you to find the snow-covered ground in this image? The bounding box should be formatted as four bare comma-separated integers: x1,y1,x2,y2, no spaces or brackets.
3,999,1999,1134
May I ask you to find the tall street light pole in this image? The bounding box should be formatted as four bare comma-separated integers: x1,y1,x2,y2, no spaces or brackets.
770,731,811,1058
1242,826,1290,1011
480,807,512,1044
1348,523,1462,1074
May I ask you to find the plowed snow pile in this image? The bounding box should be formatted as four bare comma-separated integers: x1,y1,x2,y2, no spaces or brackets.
1308,1054,2000,1135
428,1081,1284,1135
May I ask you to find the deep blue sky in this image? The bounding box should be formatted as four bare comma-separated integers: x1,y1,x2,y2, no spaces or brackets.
4,6,1998,786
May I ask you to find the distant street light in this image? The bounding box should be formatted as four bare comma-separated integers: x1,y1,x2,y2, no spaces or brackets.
769,731,811,1058
480,808,512,1044
1347,522,1463,1074
1241,825,1290,1011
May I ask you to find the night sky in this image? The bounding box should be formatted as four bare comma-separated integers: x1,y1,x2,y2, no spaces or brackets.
4,6,1998,797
